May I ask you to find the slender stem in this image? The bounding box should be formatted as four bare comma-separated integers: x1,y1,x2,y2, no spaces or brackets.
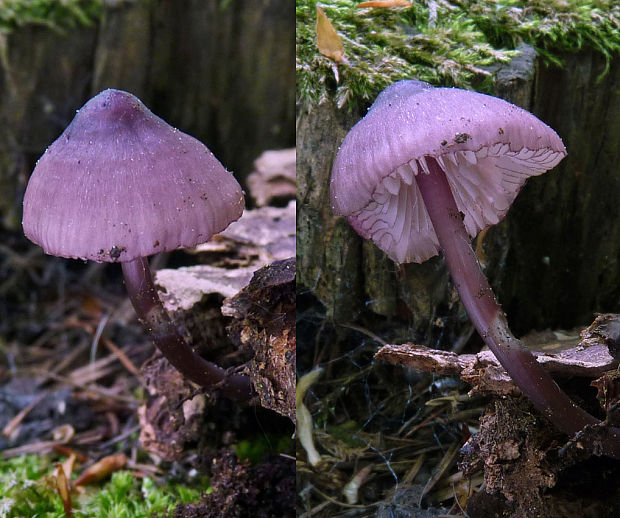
121,257,253,401
415,156,620,458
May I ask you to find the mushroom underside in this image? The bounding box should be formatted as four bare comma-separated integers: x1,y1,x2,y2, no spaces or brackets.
347,145,563,264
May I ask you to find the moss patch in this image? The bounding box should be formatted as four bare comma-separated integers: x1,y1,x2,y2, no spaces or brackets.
0,0,102,33
297,0,620,109
0,455,204,518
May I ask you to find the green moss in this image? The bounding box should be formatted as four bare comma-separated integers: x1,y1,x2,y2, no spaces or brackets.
0,455,62,518
0,455,205,518
234,434,293,464
0,0,102,33
83,471,202,518
297,0,620,109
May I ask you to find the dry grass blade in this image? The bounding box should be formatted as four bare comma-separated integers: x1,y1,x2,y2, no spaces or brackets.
103,338,140,377
401,453,425,484
1,391,47,438
67,353,123,385
420,442,460,502
1,440,63,459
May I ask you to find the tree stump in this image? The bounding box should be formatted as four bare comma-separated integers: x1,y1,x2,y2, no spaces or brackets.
297,48,620,344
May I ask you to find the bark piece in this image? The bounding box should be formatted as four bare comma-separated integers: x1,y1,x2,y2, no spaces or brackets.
195,201,296,265
580,313,620,361
375,320,619,397
154,203,295,357
156,266,257,312
247,148,296,207
223,258,296,423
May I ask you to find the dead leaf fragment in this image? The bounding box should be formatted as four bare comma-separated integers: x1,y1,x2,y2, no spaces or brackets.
55,462,73,517
316,6,346,63
73,453,127,486
357,0,411,8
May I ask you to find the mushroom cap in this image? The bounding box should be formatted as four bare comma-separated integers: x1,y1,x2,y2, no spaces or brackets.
23,89,244,263
330,80,566,264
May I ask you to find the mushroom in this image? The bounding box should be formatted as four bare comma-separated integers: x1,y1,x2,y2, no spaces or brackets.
331,80,620,457
23,89,252,401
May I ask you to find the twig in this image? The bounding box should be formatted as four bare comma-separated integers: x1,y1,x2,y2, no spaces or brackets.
1,391,48,438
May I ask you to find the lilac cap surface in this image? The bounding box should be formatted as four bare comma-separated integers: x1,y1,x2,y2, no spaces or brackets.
23,89,244,262
330,80,566,264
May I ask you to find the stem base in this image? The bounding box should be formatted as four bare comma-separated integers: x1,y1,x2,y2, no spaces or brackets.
122,257,253,401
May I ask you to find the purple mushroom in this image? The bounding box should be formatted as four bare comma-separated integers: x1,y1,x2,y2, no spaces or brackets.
331,80,620,457
23,89,252,401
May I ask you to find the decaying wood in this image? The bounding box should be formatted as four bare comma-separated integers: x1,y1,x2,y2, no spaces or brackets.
223,258,296,424
193,201,296,265
377,315,620,516
156,266,257,312
460,398,559,517
138,363,208,462
375,315,620,397
154,202,295,352
460,394,620,518
138,200,295,461
247,148,296,207
580,313,620,361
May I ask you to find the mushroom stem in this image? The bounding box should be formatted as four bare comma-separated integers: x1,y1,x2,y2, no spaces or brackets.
415,156,620,458
121,257,253,401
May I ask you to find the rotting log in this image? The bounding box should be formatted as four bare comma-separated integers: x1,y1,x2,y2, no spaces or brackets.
297,48,620,341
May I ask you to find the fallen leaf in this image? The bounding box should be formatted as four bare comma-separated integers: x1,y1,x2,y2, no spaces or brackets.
73,453,127,486
316,6,346,63
357,0,411,7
